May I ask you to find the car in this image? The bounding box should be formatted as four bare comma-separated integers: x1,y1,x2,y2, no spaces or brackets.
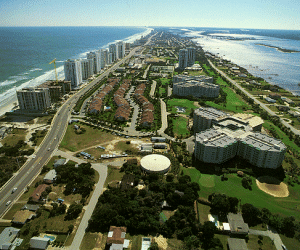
32,155,36,158
282,245,287,250
47,148,50,151
6,201,11,206
12,187,17,193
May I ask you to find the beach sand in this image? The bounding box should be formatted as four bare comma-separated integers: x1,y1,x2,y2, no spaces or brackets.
0,95,18,118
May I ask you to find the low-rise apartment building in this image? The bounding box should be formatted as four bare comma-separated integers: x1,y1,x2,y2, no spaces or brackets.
173,75,219,98
193,107,286,169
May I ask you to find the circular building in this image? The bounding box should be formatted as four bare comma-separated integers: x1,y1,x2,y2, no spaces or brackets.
140,154,171,174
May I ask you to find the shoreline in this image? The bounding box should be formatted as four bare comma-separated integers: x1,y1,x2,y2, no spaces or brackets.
0,28,152,119
256,43,300,53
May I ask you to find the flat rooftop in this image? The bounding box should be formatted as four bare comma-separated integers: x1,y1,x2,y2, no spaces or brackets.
196,128,237,148
241,133,286,152
194,107,228,120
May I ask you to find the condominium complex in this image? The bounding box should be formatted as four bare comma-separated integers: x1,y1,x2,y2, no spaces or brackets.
87,52,101,74
64,59,82,89
173,75,219,98
178,47,196,69
178,49,188,68
109,44,118,62
193,107,286,169
81,59,93,80
17,88,51,111
116,41,125,59
193,107,228,133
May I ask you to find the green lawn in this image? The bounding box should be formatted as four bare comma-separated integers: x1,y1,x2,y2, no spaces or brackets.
80,232,101,250
205,85,250,113
280,233,300,250
160,78,171,86
159,87,166,95
60,123,116,152
167,98,198,116
171,116,190,137
263,120,300,153
185,167,300,220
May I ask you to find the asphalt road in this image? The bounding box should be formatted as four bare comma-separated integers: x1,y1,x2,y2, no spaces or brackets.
0,46,141,217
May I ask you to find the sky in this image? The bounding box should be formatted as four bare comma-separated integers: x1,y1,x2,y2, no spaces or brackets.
0,0,299,30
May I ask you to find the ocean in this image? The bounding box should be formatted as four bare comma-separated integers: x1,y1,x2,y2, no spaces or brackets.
170,27,300,96
0,26,151,112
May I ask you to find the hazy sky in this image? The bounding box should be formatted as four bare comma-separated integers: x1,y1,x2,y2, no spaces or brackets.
0,0,299,30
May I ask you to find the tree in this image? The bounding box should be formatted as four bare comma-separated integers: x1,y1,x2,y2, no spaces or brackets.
202,221,217,242
149,242,159,250
242,176,253,190
68,224,74,233
184,235,200,250
65,203,83,220
282,216,296,237
241,203,261,226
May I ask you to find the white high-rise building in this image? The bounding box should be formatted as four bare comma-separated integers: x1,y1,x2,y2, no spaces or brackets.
187,47,196,66
17,88,51,111
81,59,93,80
64,59,82,89
87,52,101,74
109,44,118,62
108,53,113,65
100,49,108,69
178,49,188,68
116,41,125,59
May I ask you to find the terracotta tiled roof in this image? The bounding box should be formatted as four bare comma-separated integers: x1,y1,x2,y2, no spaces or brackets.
107,226,127,245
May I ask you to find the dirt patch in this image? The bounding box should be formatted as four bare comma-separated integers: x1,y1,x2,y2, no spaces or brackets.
256,176,289,197
154,235,168,250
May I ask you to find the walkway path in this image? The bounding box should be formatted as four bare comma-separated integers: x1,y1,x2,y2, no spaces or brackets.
249,226,283,250
150,80,157,98
157,98,174,141
69,163,107,250
208,59,300,136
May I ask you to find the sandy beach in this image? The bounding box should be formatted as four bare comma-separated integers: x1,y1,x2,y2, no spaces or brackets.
0,95,18,118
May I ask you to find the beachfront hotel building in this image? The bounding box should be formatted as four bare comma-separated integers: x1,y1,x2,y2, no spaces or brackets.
100,49,109,68
81,59,93,80
173,75,219,98
87,52,101,74
17,88,51,111
193,107,286,168
116,41,125,59
64,59,82,89
109,44,118,62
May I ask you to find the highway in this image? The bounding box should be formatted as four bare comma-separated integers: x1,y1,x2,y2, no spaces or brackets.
0,45,142,217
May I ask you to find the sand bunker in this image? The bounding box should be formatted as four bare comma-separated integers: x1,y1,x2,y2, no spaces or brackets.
256,176,289,197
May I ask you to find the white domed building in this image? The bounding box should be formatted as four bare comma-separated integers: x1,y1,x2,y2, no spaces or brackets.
140,154,171,174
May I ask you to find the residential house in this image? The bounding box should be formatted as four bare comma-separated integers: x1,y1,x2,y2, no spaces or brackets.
12,210,36,225
106,226,130,250
53,158,66,168
269,93,281,100
227,213,249,236
43,169,57,184
30,237,50,250
30,184,48,203
21,204,40,212
277,106,290,112
264,97,276,103
0,227,20,249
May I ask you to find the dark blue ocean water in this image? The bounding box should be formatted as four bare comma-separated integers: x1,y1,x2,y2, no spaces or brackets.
170,27,300,96
0,26,150,109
